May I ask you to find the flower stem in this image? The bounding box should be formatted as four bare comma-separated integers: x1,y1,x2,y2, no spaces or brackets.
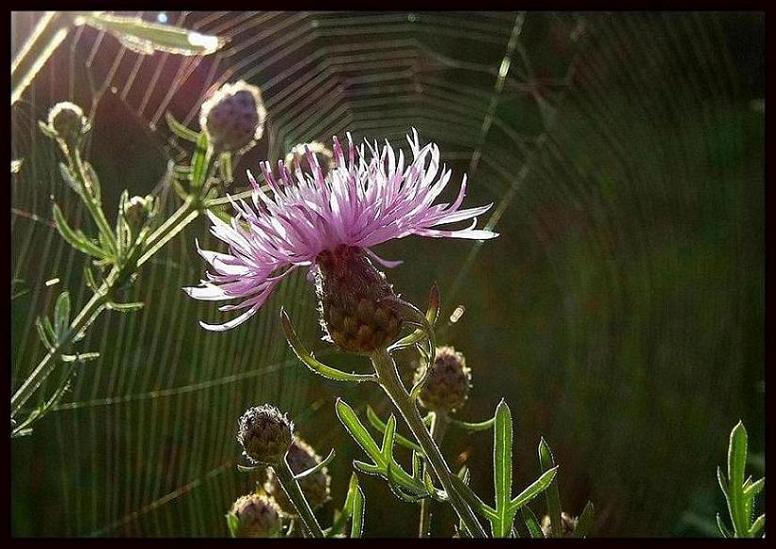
11,268,116,418
371,349,487,538
418,411,449,537
275,460,324,538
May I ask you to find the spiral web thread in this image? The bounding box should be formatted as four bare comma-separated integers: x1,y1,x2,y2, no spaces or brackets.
11,12,761,536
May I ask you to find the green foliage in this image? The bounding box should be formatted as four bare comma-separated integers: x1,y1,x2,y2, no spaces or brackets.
716,422,765,538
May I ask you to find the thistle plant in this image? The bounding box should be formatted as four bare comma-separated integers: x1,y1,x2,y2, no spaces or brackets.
11,75,266,438
189,131,596,537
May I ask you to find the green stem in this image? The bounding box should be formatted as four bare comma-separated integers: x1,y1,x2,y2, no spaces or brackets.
11,268,116,418
371,349,487,538
275,460,324,538
11,12,72,106
70,150,117,255
12,131,219,427
418,411,450,537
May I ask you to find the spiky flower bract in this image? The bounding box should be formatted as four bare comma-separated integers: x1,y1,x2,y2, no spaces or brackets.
415,346,471,413
200,81,266,152
237,404,293,465
185,129,498,332
229,493,283,538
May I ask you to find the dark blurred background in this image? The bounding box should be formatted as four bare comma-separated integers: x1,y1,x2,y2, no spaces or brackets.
11,11,763,537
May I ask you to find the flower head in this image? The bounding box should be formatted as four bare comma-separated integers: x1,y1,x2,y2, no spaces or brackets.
185,129,497,332
44,101,89,151
228,493,283,538
415,346,471,413
200,81,266,152
237,404,294,465
264,436,331,514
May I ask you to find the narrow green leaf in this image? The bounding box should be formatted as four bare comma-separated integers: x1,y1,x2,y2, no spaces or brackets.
727,421,749,536
510,466,558,512
449,416,496,432
106,301,144,313
352,460,381,476
84,13,224,56
521,505,544,538
219,152,234,184
384,462,425,502
281,309,375,383
728,421,748,488
381,415,397,458
716,513,732,538
35,318,55,351
743,477,764,499
574,501,595,538
165,112,200,142
190,132,211,189
492,398,514,537
366,405,421,453
388,285,440,350
717,467,729,499
749,514,765,537
294,449,335,481
335,399,383,462
225,512,239,537
349,478,365,538
83,162,102,203
538,437,563,538
449,471,497,521
53,291,71,336
52,202,108,259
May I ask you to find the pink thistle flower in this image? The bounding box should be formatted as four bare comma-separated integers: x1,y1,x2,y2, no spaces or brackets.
184,129,498,332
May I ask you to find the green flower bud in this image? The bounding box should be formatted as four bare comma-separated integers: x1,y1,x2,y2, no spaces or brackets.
237,404,294,465
540,512,578,538
229,493,283,538
264,436,331,515
415,346,471,413
200,81,266,152
284,141,335,179
46,101,89,150
315,245,402,354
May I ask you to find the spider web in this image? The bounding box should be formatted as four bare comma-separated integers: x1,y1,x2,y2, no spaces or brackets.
11,11,763,537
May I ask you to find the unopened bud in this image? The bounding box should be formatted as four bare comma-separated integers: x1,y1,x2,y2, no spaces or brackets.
540,512,578,538
315,245,402,354
229,493,282,538
237,404,293,465
284,142,335,179
264,436,332,514
415,346,471,413
200,81,266,152
46,101,88,150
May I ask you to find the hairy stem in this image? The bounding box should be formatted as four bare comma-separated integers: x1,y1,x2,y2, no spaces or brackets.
275,460,324,538
371,349,487,538
418,411,450,537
